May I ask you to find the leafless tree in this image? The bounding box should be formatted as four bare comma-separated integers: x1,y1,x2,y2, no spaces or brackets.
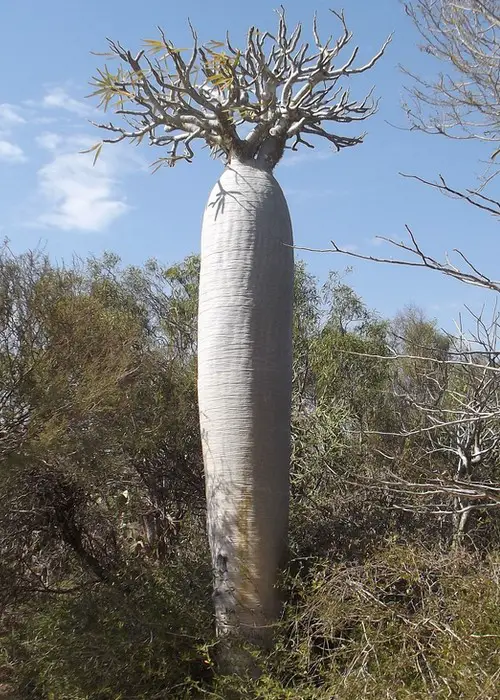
395,0,500,212
339,307,500,544
403,0,500,154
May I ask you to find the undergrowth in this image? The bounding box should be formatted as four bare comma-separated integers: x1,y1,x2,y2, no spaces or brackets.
2,543,499,699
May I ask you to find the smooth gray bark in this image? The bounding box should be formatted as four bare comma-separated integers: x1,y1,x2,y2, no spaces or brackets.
198,158,294,645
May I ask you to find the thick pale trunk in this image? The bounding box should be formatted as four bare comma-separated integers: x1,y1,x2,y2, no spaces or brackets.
198,158,293,646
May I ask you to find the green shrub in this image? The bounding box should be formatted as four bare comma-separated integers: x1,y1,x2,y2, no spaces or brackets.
5,557,213,699
197,544,500,699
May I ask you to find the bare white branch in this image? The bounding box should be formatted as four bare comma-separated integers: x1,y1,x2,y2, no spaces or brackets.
293,224,500,294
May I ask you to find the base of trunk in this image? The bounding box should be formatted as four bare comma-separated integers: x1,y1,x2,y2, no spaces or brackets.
215,638,264,679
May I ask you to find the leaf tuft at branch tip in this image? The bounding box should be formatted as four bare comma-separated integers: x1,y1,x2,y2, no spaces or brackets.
80,142,104,166
143,38,169,54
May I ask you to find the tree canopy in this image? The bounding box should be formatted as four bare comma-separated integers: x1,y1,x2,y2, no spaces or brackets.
89,10,389,168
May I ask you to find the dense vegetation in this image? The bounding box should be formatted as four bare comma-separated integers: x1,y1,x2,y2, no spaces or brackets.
0,243,498,698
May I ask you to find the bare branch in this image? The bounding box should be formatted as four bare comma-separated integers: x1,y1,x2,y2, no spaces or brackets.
353,302,500,534
293,225,500,294
403,0,500,162
400,172,500,217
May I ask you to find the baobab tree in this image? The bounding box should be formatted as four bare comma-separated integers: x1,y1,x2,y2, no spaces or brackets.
89,9,389,652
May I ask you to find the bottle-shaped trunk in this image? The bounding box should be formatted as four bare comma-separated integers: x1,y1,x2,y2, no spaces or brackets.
198,158,293,646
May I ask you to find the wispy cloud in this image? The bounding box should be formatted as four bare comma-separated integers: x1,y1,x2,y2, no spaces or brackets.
36,132,63,151
0,104,27,163
430,302,461,312
0,103,26,127
279,149,334,168
42,88,91,117
35,133,130,232
343,243,359,253
284,186,350,203
0,140,27,163
368,236,387,247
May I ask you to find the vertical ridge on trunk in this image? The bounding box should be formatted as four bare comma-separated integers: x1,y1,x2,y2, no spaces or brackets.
198,158,294,645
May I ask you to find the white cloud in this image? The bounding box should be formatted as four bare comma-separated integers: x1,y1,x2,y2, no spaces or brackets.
36,132,63,151
42,88,91,117
343,243,359,253
0,105,26,163
36,135,129,232
0,139,27,163
284,186,345,202
0,103,26,127
279,149,333,168
369,236,386,247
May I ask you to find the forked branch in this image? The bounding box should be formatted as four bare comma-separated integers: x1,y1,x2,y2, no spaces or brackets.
295,225,500,294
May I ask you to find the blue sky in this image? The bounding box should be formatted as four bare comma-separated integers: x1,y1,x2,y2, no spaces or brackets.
1,0,497,330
